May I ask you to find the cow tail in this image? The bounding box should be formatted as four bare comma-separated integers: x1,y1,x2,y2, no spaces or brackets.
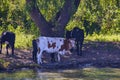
32,39,38,63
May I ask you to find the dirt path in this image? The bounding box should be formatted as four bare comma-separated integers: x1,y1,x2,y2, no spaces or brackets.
0,42,120,71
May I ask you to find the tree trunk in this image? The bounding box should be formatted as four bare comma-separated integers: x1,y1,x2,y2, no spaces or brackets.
26,0,81,37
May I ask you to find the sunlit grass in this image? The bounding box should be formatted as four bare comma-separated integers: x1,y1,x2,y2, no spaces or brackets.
85,34,120,42
15,33,34,49
13,33,120,49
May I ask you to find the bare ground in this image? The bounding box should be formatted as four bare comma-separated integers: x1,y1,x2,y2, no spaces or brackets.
0,41,120,72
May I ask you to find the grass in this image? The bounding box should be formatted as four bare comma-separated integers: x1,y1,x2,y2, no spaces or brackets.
15,33,34,49
85,34,120,42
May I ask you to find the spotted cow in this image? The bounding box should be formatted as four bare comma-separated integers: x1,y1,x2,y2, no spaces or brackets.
36,36,75,64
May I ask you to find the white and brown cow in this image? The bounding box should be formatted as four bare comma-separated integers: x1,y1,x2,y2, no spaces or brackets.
36,36,75,64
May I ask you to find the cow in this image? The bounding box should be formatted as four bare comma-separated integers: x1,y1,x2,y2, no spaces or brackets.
66,27,84,56
35,36,75,64
0,31,15,56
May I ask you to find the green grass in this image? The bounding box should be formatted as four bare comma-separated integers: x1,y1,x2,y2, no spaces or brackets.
15,34,120,49
14,33,120,48
85,34,120,42
15,33,34,49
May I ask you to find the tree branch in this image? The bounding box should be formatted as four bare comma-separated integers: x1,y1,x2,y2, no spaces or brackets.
26,0,81,37
53,0,81,37
26,0,53,36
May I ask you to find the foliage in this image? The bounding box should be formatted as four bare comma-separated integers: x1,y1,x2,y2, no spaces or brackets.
0,0,119,48
36,0,64,21
0,0,38,34
0,0,119,35
67,0,120,35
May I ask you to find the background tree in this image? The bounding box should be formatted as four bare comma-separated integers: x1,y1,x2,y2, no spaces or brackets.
0,0,119,36
26,0,81,37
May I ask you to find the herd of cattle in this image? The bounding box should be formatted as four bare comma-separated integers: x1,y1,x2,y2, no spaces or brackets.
0,27,84,64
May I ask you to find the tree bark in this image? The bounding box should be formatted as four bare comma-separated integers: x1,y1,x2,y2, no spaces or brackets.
26,0,53,36
26,0,81,37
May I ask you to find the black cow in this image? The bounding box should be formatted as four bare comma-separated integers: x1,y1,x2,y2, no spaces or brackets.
0,31,15,55
66,27,84,56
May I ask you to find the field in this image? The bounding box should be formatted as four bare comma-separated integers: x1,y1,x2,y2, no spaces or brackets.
0,41,120,70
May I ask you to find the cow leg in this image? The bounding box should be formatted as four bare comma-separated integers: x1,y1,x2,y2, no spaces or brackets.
33,51,37,63
0,44,2,54
32,39,38,63
80,40,84,56
50,53,55,62
34,53,37,63
76,41,80,56
57,53,61,62
6,44,9,55
37,51,43,64
32,51,35,61
11,44,14,56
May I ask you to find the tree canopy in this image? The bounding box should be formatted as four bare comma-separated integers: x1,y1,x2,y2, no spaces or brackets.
0,0,119,36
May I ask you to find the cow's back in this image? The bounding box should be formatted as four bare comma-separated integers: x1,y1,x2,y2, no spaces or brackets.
37,37,64,53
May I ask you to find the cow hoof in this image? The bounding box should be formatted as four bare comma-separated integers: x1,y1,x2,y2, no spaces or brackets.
77,53,82,56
